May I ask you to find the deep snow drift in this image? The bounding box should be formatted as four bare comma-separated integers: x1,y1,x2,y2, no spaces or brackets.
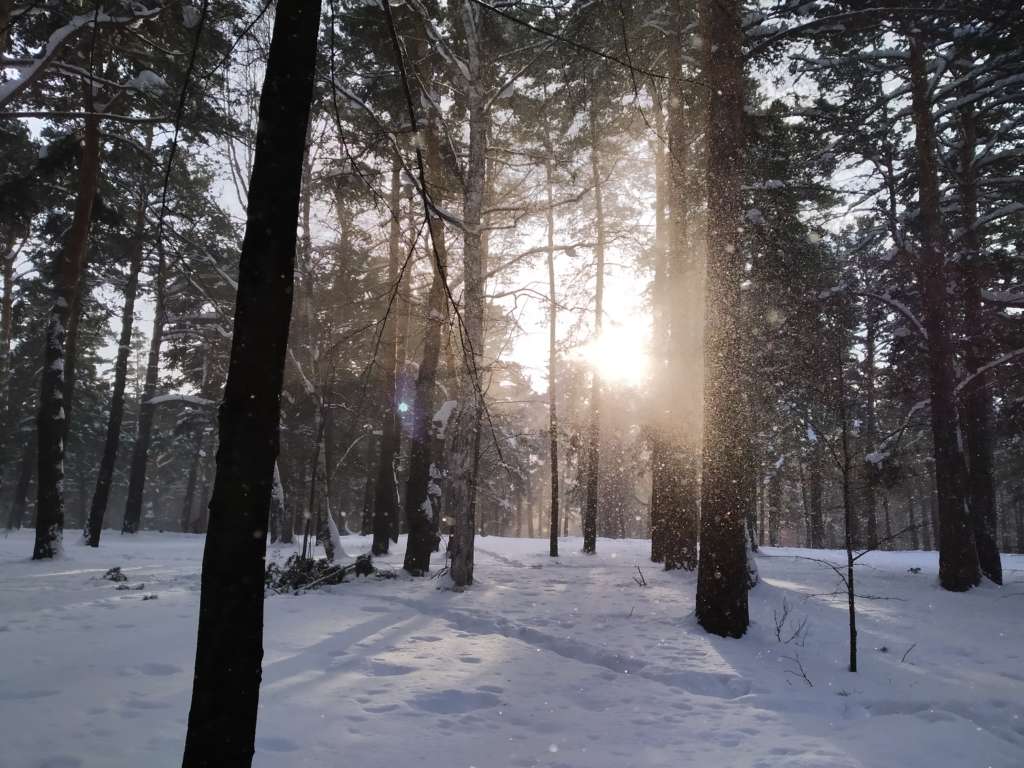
0,531,1021,768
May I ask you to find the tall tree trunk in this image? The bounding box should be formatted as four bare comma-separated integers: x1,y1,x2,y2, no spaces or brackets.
808,442,825,547
956,97,1001,584
649,85,670,564
768,464,782,547
907,485,920,549
862,311,880,549
0,0,12,52
907,34,979,591
695,0,749,637
372,161,405,553
34,112,100,559
662,0,701,572
9,433,34,529
121,239,168,533
86,157,149,546
0,229,18,516
402,46,451,572
448,0,488,589
582,93,605,555
181,2,320,764
545,152,561,558
838,356,857,673
181,437,202,533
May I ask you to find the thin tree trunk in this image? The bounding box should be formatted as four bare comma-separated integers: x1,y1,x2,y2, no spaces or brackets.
956,97,1001,584
182,2,319,763
34,111,100,559
582,93,605,555
695,0,749,637
545,150,561,558
86,154,149,546
9,433,34,529
907,486,920,550
808,442,825,548
907,34,979,591
862,311,880,549
768,464,782,547
372,161,405,552
181,438,202,533
649,85,670,564
121,238,168,534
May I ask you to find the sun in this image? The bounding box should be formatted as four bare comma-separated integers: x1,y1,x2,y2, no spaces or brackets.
575,320,651,388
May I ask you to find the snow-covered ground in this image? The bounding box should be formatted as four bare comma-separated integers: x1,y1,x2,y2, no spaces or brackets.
1,531,1022,768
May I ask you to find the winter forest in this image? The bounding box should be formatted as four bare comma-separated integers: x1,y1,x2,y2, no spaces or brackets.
1,0,1023,766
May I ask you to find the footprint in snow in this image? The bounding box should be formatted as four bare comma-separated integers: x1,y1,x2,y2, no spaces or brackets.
137,662,181,676
410,689,500,714
255,736,299,752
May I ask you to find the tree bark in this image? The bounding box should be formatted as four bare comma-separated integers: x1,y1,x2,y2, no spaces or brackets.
582,93,605,555
649,85,670,564
371,160,405,554
448,0,488,589
33,111,99,559
956,97,1001,584
907,34,979,591
8,433,34,529
181,2,320,764
545,151,560,559
86,155,149,546
862,310,880,549
694,0,749,637
402,49,451,573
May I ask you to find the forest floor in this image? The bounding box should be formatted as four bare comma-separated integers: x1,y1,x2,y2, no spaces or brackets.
0,531,1022,768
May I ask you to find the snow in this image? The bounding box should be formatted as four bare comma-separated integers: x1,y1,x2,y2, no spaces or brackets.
126,70,168,94
0,531,1022,767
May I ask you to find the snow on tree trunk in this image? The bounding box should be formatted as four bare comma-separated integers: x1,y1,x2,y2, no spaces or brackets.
33,111,99,560
449,1,488,589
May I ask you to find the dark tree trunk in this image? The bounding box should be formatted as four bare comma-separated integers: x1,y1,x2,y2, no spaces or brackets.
956,98,1001,584
767,465,782,547
862,311,880,550
908,486,920,550
9,433,34,529
695,0,749,637
121,241,167,534
372,161,405,553
649,86,670,565
808,443,825,548
582,95,605,556
0,233,16,518
181,439,202,534
34,112,100,560
907,34,979,591
402,20,452,574
86,170,148,546
181,2,320,765
545,150,560,558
